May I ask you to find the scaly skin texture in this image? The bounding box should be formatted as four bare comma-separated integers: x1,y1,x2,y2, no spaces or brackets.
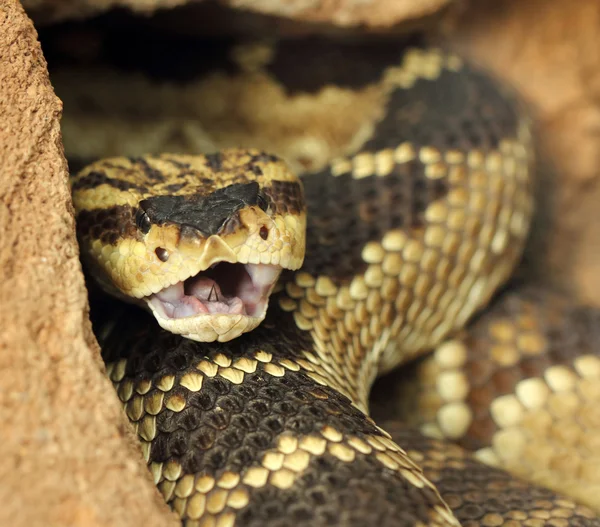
95,297,600,526
72,150,306,342
72,44,534,406
60,32,599,525
373,286,600,512
96,301,459,527
384,421,599,526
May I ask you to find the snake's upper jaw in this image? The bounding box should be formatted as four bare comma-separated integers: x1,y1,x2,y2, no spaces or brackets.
145,262,282,342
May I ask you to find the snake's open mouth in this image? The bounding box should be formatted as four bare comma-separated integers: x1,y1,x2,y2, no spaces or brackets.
147,263,282,320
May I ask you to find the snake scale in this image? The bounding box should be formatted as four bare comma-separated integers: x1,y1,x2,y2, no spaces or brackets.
44,22,600,526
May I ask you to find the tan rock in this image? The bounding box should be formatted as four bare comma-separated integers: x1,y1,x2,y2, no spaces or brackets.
0,2,177,526
445,0,600,306
23,0,453,27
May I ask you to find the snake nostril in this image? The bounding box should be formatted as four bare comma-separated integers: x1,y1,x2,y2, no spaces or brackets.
155,247,170,262
259,226,269,240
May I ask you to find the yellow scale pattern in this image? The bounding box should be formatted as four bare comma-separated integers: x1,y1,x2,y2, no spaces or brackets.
105,350,457,527
381,291,600,512
278,134,533,412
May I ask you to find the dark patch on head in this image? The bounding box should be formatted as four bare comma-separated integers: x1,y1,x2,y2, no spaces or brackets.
299,161,449,281
265,38,411,94
139,181,263,236
76,205,137,245
365,66,520,152
205,152,223,172
263,180,304,216
72,171,148,193
256,192,269,212
127,157,166,182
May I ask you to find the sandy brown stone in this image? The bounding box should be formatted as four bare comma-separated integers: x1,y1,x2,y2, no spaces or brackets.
445,0,600,306
0,2,177,526
23,0,453,27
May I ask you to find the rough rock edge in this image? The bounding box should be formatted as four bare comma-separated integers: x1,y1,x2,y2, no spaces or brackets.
23,0,453,27
0,2,177,526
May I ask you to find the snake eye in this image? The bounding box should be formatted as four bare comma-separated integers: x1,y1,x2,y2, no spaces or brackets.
135,208,152,234
155,247,170,262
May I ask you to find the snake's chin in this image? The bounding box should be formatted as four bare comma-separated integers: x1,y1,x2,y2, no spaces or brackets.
145,263,282,342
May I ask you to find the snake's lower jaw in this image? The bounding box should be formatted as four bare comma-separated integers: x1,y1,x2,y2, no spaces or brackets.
145,262,282,342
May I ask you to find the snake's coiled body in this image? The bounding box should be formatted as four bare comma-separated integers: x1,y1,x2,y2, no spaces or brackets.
96,292,600,527
58,32,600,526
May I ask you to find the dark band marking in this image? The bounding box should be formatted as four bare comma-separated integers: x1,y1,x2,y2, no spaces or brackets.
365,66,520,152
72,171,148,193
96,303,448,524
300,162,449,281
148,366,378,474
128,157,166,182
377,288,600,452
384,422,599,525
458,289,600,451
140,182,262,236
42,24,239,83
265,38,418,95
237,451,442,526
76,205,137,245
99,305,379,472
263,180,304,216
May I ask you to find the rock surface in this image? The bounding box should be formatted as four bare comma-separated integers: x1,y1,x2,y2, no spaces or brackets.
0,2,177,526
23,0,454,27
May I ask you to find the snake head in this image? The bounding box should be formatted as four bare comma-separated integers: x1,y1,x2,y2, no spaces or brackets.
72,149,306,342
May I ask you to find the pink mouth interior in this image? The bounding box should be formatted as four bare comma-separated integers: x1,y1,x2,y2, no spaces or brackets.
148,263,281,319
